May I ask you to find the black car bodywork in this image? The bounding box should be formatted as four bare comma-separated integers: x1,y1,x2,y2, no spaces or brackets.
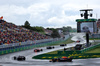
75,44,82,50
46,46,54,49
13,56,26,61
49,57,73,62
60,44,66,46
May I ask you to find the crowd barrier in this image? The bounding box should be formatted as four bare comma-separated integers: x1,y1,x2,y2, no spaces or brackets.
89,33,100,39
0,34,69,55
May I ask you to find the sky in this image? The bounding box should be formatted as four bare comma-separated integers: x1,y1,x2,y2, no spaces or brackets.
0,0,100,28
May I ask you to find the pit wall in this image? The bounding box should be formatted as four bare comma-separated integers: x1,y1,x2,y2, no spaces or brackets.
0,35,70,55
33,43,100,59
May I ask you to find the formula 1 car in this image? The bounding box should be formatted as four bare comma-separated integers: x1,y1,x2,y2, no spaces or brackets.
75,44,82,50
76,40,80,43
60,44,66,46
46,46,54,49
64,48,67,51
13,56,26,61
49,56,73,62
34,49,43,52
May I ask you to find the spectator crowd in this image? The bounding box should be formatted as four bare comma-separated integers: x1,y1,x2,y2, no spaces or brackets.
0,20,50,45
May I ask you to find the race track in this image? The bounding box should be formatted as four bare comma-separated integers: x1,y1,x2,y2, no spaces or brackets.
0,33,100,66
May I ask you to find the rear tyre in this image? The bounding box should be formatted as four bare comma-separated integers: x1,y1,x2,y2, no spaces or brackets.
14,56,16,60
64,48,66,51
41,49,43,51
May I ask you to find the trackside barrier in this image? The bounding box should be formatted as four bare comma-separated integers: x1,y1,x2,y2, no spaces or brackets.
0,40,63,55
33,43,100,59
0,34,70,55
89,34,100,39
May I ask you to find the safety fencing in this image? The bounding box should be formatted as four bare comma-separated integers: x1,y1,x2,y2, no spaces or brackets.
0,40,62,55
0,34,70,55
33,43,100,59
0,38,54,49
89,33,100,39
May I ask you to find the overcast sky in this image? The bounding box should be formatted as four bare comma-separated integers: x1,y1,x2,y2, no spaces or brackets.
0,0,100,28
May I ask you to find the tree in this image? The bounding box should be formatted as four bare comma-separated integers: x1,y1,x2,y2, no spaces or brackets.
62,26,72,32
31,26,44,32
24,21,30,29
51,29,60,38
67,26,72,32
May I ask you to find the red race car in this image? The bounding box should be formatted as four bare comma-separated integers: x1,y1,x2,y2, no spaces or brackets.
76,40,80,43
34,49,43,52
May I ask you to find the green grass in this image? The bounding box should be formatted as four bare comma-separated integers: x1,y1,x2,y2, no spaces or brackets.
46,37,74,46
62,37,75,44
45,39,74,54
86,46,100,53
45,41,100,54
89,38,100,40
44,37,74,54
45,50,58,54
34,37,74,49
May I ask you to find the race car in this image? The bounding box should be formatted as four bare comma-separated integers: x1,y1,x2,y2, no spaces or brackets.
60,44,66,46
49,56,73,62
64,48,67,51
34,49,43,52
76,40,80,43
75,44,82,50
46,46,54,49
13,56,26,61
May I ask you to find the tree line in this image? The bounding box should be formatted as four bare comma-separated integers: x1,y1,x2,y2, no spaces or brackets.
21,21,76,38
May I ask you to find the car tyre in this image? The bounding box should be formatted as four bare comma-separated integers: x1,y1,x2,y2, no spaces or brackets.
41,49,43,51
14,56,16,60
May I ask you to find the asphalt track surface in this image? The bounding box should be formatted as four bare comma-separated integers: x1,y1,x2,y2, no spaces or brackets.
0,33,100,66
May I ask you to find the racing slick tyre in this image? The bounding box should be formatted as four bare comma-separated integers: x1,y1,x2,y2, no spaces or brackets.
14,56,16,60
23,57,26,60
41,49,43,51
64,48,66,51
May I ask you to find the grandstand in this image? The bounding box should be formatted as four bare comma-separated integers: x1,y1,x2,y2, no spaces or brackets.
0,19,50,45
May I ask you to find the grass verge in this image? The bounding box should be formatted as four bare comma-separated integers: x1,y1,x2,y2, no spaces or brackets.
44,37,74,54
85,46,100,53
89,38,100,40
45,37,74,47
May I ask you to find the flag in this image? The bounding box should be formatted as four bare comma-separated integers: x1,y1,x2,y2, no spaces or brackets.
0,16,3,19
